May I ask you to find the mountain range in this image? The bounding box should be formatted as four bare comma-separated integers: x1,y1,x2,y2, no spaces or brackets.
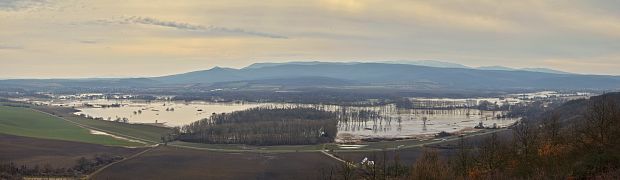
1,60,618,91
246,60,572,74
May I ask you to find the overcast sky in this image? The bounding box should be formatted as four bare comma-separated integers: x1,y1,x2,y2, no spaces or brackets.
1,0,619,78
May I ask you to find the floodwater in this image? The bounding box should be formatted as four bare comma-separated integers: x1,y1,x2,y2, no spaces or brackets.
333,105,518,142
89,129,147,145
25,98,519,141
73,100,273,127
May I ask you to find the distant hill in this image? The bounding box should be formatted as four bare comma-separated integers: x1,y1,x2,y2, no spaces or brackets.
0,78,157,88
477,66,517,71
1,61,618,91
245,60,572,74
243,61,358,69
477,66,571,74
208,76,359,89
520,68,571,74
155,62,620,90
380,60,470,69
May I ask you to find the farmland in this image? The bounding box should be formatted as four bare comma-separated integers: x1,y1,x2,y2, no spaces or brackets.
2,92,619,179
0,105,142,147
0,133,145,168
90,130,512,179
332,129,515,166
29,104,172,144
92,146,340,180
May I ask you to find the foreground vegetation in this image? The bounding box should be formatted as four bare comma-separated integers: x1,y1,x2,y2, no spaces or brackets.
0,105,141,147
323,92,620,179
0,133,145,180
178,107,338,145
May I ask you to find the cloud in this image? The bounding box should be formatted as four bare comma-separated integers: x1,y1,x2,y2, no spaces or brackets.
79,40,98,44
117,16,288,39
541,8,620,38
319,0,366,13
387,1,520,33
0,0,50,11
0,44,22,50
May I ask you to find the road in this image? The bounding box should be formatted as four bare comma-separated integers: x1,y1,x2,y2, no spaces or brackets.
84,144,160,179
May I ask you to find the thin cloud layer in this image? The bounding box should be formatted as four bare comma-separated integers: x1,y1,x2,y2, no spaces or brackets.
121,16,287,39
0,44,22,49
0,0,49,11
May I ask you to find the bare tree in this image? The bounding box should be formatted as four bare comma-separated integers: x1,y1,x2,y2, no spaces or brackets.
411,149,453,179
580,97,620,151
541,112,562,144
478,133,508,173
454,135,470,178
513,121,539,163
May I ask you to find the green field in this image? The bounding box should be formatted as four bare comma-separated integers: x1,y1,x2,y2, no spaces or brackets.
61,115,170,143
0,105,143,147
26,105,172,144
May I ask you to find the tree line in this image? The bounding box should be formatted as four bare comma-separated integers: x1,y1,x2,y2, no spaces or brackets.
394,97,513,111
176,107,339,145
0,154,122,179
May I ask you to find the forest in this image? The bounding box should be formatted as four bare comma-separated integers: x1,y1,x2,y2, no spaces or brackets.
177,107,339,145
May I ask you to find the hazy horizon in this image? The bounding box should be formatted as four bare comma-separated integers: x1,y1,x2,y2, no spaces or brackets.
2,0,620,78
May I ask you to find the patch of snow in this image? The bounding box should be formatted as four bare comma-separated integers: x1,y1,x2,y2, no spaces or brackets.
89,129,147,145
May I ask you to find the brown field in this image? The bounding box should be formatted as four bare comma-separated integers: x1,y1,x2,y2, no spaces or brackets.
92,146,340,180
333,147,450,167
0,133,145,168
333,129,514,166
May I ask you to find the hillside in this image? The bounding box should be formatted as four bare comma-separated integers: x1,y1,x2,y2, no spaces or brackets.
0,105,142,146
537,92,620,126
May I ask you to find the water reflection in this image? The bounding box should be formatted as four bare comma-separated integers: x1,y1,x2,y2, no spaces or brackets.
333,106,518,140
74,100,272,126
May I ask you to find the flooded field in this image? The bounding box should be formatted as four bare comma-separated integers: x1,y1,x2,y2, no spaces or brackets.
14,98,520,141
333,106,518,142
72,100,272,127
70,100,517,141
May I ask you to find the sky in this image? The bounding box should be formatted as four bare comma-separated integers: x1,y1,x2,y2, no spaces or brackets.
1,0,619,78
